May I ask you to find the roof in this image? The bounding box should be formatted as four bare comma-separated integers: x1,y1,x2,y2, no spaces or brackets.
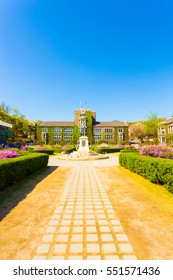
94,121,128,127
165,117,173,124
0,120,12,128
38,121,74,127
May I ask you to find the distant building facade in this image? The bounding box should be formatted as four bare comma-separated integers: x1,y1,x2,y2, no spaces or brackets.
37,109,129,145
0,120,13,144
158,117,173,145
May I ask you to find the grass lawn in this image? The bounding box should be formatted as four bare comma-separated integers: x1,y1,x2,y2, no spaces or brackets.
96,164,173,260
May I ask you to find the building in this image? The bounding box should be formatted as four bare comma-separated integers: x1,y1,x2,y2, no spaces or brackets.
37,108,129,145
158,117,173,145
0,120,13,144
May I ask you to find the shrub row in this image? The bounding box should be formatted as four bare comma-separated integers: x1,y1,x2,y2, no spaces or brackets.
119,153,173,193
97,148,123,154
0,153,49,190
31,149,54,155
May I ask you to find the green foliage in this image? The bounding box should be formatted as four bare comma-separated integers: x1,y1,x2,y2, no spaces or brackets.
85,111,94,144
97,148,123,153
0,153,49,190
73,125,80,143
30,149,54,155
119,153,173,193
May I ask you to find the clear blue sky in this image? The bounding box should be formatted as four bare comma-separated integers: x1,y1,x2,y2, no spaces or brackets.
1,0,173,122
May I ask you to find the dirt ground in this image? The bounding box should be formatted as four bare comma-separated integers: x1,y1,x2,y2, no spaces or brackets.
0,161,173,260
96,165,173,260
0,166,72,260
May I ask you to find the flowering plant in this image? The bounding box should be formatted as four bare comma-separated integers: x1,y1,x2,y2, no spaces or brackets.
139,145,173,159
0,150,20,160
34,146,45,151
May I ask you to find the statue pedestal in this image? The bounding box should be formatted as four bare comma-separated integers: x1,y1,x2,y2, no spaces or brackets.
78,136,89,154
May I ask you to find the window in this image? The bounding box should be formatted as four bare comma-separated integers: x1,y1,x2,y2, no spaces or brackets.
64,128,73,133
42,128,48,132
80,114,86,118
105,135,113,140
118,134,124,140
118,128,124,133
94,135,102,139
168,125,173,134
160,127,165,134
105,128,113,133
93,128,102,133
52,128,62,133
64,135,72,139
52,135,61,139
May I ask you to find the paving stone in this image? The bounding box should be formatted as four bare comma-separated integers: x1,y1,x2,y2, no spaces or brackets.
46,226,57,233
53,244,67,253
98,220,108,225
36,244,51,254
70,244,83,253
87,244,100,253
73,226,83,233
49,220,59,226
103,243,117,253
86,234,98,242
86,226,97,233
56,235,69,242
119,243,134,253
42,234,54,242
59,227,70,233
99,226,111,233
86,220,96,225
101,234,114,242
112,226,124,233
68,256,83,260
86,256,101,260
33,256,47,260
123,255,138,260
50,256,65,260
73,220,83,226
71,234,83,242
116,234,129,242
61,220,71,226
105,255,120,260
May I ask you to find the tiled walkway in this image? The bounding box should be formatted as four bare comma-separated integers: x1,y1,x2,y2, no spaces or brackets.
33,158,137,260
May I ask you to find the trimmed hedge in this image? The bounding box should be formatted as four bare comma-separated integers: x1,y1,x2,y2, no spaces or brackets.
0,153,49,190
119,153,173,193
97,148,123,154
31,149,54,155
120,148,139,154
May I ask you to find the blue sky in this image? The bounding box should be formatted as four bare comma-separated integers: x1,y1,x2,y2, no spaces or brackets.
1,0,173,122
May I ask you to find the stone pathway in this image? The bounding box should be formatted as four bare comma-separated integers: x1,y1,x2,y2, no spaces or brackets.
33,157,137,260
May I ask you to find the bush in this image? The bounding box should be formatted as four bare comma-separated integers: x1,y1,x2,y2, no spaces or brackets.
97,148,123,154
31,149,54,155
0,153,49,190
119,153,173,193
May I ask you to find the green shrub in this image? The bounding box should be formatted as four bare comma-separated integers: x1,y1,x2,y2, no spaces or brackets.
31,149,54,155
119,153,173,193
0,153,49,190
97,148,123,154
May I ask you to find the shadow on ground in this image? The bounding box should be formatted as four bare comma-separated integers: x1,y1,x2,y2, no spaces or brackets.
0,166,58,221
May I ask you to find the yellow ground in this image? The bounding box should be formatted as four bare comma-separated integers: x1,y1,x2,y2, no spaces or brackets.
0,161,173,259
96,165,173,260
0,166,72,260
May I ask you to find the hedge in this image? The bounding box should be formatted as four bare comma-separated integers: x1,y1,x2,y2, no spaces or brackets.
0,153,49,190
97,148,123,154
31,149,54,155
119,153,173,193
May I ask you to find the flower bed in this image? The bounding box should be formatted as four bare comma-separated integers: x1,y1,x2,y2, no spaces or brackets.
119,153,173,193
0,150,19,160
139,145,173,159
0,153,49,190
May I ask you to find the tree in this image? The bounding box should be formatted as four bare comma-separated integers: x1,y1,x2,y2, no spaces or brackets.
143,112,164,139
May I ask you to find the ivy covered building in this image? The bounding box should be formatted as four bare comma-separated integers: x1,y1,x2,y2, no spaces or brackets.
37,108,129,145
158,117,173,145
